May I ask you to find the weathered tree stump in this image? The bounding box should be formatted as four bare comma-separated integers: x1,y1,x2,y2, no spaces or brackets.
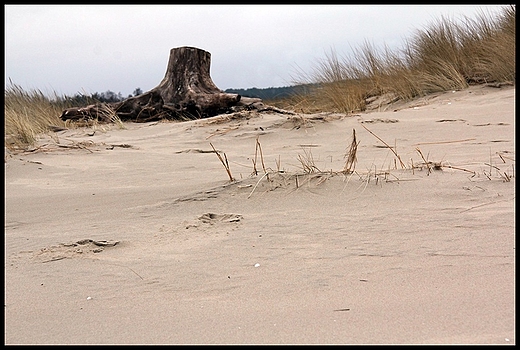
60,46,263,122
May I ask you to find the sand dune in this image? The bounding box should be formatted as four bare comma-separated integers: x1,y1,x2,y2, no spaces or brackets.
4,84,515,344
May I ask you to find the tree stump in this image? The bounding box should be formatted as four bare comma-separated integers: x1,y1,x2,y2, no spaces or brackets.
60,46,263,122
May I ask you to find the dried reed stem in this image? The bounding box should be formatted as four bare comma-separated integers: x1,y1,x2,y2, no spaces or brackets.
416,148,432,175
343,128,358,173
414,138,476,145
210,143,234,181
256,137,270,181
252,140,259,175
297,147,320,173
360,122,406,169
441,164,476,175
248,172,270,199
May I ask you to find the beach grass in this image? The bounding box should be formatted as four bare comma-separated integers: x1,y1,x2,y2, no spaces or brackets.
268,5,515,113
4,5,515,151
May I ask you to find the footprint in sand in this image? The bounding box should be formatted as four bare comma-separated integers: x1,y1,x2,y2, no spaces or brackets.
198,213,243,224
30,239,120,263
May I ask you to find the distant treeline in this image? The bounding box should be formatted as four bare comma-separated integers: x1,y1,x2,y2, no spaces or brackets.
55,87,144,105
57,85,316,105
224,84,316,100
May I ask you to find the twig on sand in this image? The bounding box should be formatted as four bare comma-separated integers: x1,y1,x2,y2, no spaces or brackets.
414,138,475,145
41,256,67,263
248,172,270,199
104,262,144,280
206,125,240,139
124,266,144,280
460,198,511,213
441,164,476,176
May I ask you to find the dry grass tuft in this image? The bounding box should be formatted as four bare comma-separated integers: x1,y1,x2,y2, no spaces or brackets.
4,81,115,152
4,82,70,151
275,5,515,114
342,128,359,174
235,125,514,198
297,147,321,174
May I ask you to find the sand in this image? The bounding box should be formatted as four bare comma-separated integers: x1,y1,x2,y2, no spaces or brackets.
4,84,515,345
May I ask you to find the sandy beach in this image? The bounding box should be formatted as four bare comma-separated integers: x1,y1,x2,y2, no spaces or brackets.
4,84,515,344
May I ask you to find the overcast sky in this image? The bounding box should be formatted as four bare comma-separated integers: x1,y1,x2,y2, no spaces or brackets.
5,4,507,97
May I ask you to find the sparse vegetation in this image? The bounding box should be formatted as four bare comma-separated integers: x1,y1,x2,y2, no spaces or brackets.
4,82,71,151
214,128,514,200
4,83,129,152
4,5,515,151
272,5,515,113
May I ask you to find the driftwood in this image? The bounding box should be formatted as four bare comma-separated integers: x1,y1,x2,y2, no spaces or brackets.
60,46,264,122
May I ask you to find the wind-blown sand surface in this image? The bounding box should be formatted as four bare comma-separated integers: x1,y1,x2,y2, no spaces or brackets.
4,85,515,345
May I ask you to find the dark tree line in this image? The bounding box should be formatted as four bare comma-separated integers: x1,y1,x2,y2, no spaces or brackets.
54,88,144,106
225,84,317,101
55,84,313,108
